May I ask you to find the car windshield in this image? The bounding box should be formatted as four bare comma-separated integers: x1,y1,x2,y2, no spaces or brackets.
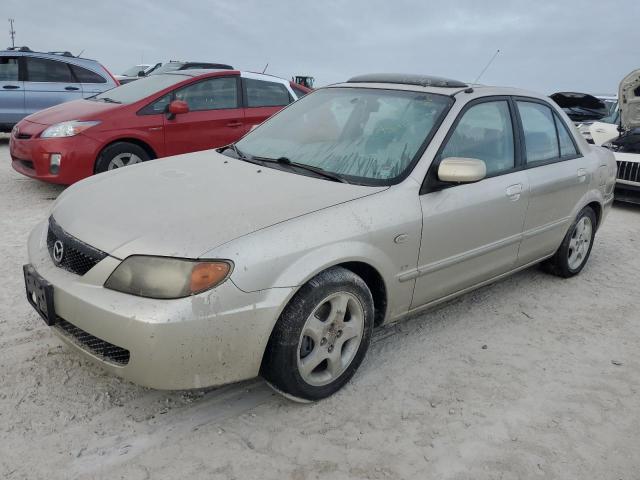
150,63,183,75
235,87,453,185
92,74,188,104
121,65,150,76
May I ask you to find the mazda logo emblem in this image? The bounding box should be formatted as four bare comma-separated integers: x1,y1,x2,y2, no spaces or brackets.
52,240,64,265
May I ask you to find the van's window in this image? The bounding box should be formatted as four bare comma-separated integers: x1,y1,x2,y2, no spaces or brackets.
25,57,74,83
554,114,578,157
174,76,238,110
245,78,290,107
517,101,560,163
439,101,515,176
71,65,106,84
0,57,19,81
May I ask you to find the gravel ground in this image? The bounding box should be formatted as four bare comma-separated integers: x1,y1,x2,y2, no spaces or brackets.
1,134,639,480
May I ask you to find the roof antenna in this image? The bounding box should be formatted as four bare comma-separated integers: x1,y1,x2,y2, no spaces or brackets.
77,49,85,58
8,18,16,48
473,49,500,84
262,63,269,74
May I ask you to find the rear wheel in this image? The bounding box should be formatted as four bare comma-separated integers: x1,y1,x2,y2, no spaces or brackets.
543,206,597,278
261,267,374,402
95,142,150,174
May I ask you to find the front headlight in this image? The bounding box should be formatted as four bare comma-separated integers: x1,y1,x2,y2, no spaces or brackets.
41,120,101,138
104,256,232,299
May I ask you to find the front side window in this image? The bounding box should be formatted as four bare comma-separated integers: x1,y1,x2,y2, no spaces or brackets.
235,87,453,184
517,101,559,164
174,77,238,111
26,57,74,83
439,101,515,176
245,78,291,107
0,57,19,81
71,64,106,84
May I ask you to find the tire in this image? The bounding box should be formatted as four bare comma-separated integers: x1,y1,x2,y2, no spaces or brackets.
261,267,374,402
543,206,597,278
95,142,150,174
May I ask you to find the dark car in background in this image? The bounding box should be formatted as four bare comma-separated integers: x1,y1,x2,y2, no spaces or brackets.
0,47,119,132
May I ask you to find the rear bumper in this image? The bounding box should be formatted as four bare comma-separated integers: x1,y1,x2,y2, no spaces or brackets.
10,127,100,185
27,220,293,389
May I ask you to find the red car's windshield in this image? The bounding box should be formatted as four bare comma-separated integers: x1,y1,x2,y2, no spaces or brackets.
91,74,189,104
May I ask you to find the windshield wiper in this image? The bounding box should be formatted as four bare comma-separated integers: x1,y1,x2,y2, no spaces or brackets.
98,97,121,104
220,144,263,165
254,156,350,184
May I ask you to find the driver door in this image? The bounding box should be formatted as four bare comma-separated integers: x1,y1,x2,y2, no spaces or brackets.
412,98,529,308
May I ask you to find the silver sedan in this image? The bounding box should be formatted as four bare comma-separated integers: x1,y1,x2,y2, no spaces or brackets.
24,74,617,401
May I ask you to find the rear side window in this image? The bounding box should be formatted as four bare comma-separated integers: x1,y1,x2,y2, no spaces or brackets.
26,57,74,83
439,100,515,176
70,64,106,83
517,101,560,164
0,57,19,81
554,114,578,157
245,78,291,107
174,76,238,111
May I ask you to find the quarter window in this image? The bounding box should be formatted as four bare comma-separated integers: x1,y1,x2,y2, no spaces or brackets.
439,100,515,176
0,57,19,81
174,77,238,111
70,64,106,84
554,114,578,157
517,101,560,163
245,78,291,108
25,57,74,83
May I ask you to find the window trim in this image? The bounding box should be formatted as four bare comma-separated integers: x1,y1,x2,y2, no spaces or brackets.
512,96,582,169
241,77,292,109
421,95,523,195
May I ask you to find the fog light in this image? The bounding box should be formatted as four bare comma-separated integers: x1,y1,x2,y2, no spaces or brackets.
49,153,62,174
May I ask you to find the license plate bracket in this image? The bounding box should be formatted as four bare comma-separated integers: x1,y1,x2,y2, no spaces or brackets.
23,264,56,326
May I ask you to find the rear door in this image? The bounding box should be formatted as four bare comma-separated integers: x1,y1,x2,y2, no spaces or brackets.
0,55,25,126
163,75,243,156
412,98,529,307
24,56,84,115
242,77,292,135
514,98,589,266
68,63,109,98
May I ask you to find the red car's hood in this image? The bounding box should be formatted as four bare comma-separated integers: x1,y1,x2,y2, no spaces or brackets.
24,99,122,126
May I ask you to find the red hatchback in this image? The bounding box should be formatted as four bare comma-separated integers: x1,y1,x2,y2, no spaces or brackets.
10,70,310,184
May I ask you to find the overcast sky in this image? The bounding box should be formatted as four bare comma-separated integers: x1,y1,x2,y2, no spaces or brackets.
4,0,639,94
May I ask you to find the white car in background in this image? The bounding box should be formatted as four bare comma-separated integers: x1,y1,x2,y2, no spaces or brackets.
115,63,162,84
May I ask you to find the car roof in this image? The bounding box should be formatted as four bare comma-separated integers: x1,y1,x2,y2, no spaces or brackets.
163,69,291,85
0,48,101,67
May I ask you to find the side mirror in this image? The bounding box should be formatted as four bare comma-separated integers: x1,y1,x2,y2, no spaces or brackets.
437,157,486,183
166,100,189,119
137,70,146,77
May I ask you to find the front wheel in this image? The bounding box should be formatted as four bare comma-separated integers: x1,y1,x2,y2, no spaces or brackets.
543,206,597,278
261,267,374,402
95,142,150,174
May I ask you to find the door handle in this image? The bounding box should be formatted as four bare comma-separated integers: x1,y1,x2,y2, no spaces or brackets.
226,121,243,128
505,183,523,201
2,85,19,89
65,86,80,91
577,168,587,183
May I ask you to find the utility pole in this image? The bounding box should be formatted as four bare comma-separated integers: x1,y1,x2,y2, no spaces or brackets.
8,18,16,48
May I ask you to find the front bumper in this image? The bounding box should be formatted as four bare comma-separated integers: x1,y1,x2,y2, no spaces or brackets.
10,123,101,185
615,181,640,205
27,220,293,389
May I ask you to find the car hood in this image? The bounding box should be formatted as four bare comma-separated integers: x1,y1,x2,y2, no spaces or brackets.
550,92,608,122
51,150,386,259
619,69,640,130
24,99,121,126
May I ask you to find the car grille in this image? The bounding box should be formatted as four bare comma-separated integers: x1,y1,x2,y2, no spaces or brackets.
617,160,640,184
15,132,32,139
54,317,130,365
46,216,108,275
